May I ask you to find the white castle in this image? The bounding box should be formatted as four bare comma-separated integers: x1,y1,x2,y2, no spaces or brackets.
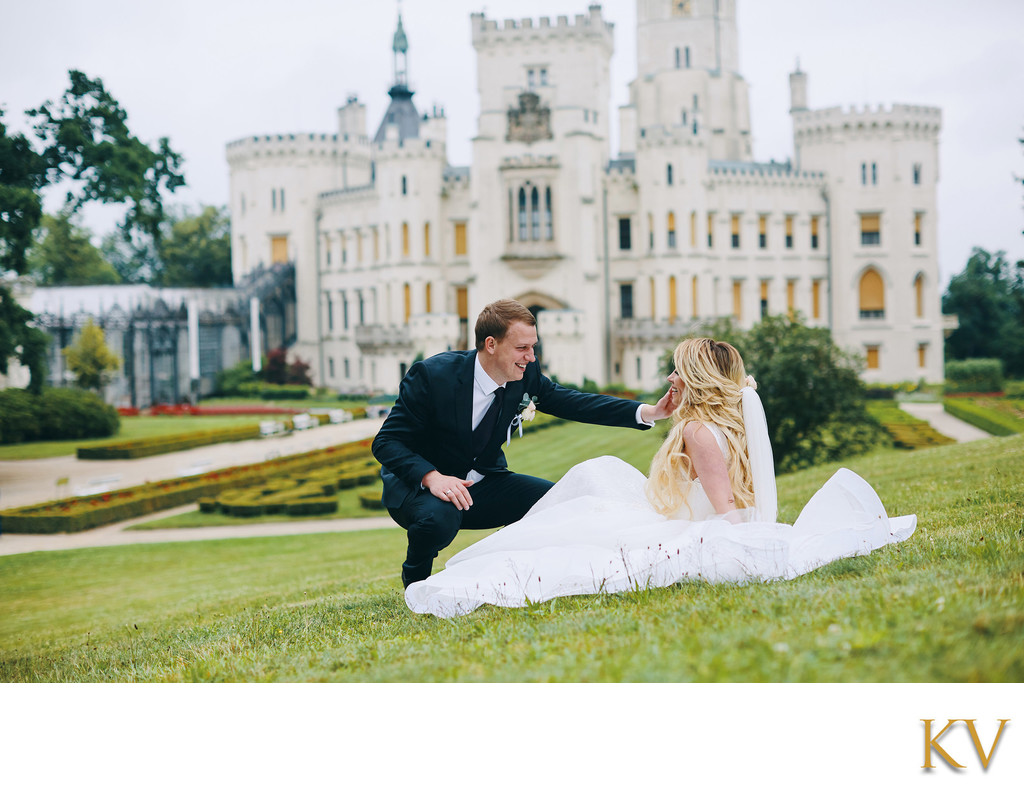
226,0,944,394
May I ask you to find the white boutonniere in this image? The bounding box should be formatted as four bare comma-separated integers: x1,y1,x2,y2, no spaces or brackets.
507,394,539,445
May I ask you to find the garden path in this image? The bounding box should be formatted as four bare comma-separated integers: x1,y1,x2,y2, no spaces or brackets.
898,402,991,442
0,417,383,511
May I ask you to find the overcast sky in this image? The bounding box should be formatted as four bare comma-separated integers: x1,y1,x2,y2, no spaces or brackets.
2,0,1022,286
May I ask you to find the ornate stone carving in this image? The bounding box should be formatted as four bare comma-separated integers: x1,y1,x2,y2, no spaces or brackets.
507,92,552,145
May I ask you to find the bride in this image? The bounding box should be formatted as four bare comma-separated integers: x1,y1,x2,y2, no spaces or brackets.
405,338,917,618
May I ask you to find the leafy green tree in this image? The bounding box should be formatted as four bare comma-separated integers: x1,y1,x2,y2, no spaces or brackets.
27,212,120,285
62,317,121,392
943,248,1024,377
156,205,232,287
0,108,48,275
0,285,49,393
27,70,185,251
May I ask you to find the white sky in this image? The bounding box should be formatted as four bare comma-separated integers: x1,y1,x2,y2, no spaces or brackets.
2,0,1022,286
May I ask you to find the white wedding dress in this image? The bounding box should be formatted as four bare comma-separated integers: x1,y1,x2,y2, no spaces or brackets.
405,393,917,618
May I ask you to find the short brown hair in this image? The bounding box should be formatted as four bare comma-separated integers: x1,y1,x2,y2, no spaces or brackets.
474,299,536,350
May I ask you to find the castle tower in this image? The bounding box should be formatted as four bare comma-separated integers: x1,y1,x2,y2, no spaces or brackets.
630,0,751,162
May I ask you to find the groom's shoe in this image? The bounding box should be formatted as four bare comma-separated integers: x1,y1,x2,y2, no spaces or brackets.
401,561,432,589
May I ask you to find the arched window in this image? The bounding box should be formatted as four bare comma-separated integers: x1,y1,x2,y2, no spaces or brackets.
401,222,410,257
667,211,677,249
914,273,925,318
859,268,885,319
518,188,528,241
544,187,553,240
530,186,540,240
403,282,411,324
667,164,674,186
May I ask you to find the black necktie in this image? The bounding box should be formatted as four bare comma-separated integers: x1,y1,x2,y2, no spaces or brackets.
472,385,506,458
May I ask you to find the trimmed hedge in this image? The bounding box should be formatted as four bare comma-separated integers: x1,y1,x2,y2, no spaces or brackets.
943,399,1022,437
865,401,956,449
77,424,263,459
945,358,1004,394
1,439,374,533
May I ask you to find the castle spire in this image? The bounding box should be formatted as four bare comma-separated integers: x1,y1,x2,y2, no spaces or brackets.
392,8,409,88
374,5,419,144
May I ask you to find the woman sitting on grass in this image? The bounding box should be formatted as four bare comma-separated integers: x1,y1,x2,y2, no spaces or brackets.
404,338,917,618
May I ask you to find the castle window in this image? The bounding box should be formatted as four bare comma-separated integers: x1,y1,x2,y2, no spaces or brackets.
785,215,794,249
344,357,350,378
758,215,768,249
271,235,288,264
530,187,540,240
914,212,922,247
871,163,878,185
682,109,688,125
675,48,681,69
690,211,697,247
424,222,431,258
328,357,334,378
518,188,528,241
812,279,822,320
669,276,678,322
527,68,535,88
401,222,410,257
648,213,655,251
918,343,928,369
760,280,769,318
866,346,880,370
620,283,634,319
913,163,922,185
342,291,349,330
327,295,334,332
859,267,885,319
454,222,468,256
618,217,632,251
914,273,925,318
861,163,867,185
811,215,820,249
693,94,699,111
540,68,548,85
667,212,677,249
401,175,407,196
860,214,881,246
732,280,743,320
685,47,691,68
707,212,714,248
730,214,741,249
786,279,796,319
358,291,365,325
667,163,673,186
425,282,432,314
271,188,277,211
279,188,285,211
544,187,553,240
403,283,411,324
372,227,380,261
692,275,699,318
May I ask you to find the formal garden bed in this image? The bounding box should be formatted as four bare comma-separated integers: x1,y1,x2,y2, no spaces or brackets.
864,401,956,450
942,397,1024,436
0,438,375,533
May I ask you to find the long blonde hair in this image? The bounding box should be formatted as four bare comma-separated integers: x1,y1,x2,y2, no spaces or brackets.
646,338,755,517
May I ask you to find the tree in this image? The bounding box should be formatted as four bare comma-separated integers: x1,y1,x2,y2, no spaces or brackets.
0,108,48,275
0,285,48,393
26,70,185,253
27,211,120,285
943,248,1024,377
262,347,313,386
156,205,232,287
62,318,121,392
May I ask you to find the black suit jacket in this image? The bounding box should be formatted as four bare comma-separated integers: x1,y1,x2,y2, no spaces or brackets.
372,350,651,509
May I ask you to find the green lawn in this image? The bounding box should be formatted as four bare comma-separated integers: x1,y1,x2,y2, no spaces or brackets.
2,425,1022,682
0,415,281,461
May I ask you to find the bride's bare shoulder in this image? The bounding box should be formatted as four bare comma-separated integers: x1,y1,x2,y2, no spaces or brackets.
680,420,712,442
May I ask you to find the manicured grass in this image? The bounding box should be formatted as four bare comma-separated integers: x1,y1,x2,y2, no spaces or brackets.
943,396,1024,436
2,423,1021,682
0,415,280,461
866,401,955,449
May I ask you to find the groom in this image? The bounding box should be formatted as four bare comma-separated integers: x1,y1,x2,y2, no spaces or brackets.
372,298,674,587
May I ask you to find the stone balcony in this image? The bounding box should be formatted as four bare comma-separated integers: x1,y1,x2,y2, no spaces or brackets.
614,317,710,347
354,324,414,353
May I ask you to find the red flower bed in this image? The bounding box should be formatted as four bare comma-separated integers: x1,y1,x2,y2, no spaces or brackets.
145,404,304,416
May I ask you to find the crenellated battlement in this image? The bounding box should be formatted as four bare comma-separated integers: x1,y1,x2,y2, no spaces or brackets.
792,103,942,140
471,6,613,48
226,132,371,166
707,159,825,188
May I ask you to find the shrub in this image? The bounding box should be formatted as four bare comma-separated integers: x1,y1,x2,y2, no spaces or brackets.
943,399,1020,436
0,387,118,445
215,360,259,396
945,358,1004,394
